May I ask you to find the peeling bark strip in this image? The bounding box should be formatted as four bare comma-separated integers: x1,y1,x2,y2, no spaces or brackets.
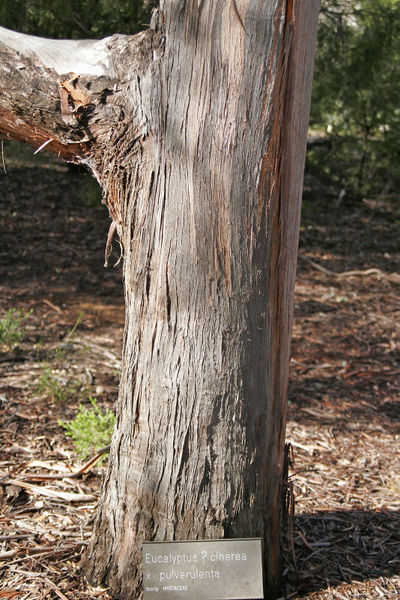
0,2,319,598
59,75,94,125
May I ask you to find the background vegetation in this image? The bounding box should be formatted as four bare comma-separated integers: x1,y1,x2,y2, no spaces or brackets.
310,0,400,198
0,0,157,38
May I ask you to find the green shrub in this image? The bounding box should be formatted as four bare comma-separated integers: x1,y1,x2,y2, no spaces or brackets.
35,313,88,403
0,308,32,351
59,398,115,462
35,366,86,403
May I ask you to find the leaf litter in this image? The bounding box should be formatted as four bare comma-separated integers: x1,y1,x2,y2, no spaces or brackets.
0,148,399,598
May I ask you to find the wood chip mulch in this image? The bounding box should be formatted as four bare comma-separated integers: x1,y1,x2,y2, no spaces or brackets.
282,183,400,599
1,150,399,598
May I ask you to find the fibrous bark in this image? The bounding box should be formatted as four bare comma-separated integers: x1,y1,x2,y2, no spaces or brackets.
0,2,319,598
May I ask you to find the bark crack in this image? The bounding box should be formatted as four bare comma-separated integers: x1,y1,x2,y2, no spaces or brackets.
165,264,171,323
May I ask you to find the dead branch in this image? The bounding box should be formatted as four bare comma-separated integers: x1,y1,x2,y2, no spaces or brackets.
0,478,97,502
299,253,400,283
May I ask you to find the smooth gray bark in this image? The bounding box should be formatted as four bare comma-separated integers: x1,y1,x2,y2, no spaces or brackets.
0,2,319,598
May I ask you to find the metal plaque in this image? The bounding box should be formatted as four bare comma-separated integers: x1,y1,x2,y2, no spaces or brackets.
143,538,264,600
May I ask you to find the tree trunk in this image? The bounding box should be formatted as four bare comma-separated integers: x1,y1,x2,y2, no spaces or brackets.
0,2,319,598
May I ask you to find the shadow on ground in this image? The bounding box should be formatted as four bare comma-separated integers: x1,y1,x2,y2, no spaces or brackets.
288,186,399,434
289,509,400,595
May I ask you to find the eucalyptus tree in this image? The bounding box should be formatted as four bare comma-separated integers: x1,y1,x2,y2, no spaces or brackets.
0,2,319,597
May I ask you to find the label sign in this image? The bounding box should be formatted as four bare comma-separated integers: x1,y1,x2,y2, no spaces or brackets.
143,538,264,600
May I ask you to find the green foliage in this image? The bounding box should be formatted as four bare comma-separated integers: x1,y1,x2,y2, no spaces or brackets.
0,0,157,39
59,397,115,462
0,308,32,352
35,313,87,403
35,365,86,403
311,0,400,196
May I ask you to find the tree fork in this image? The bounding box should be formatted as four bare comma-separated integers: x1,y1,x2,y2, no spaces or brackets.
0,1,319,598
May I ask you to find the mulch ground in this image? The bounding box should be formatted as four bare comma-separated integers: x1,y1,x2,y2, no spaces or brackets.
284,180,400,599
0,144,399,599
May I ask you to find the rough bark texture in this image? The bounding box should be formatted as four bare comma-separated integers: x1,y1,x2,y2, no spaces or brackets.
85,2,319,597
0,1,319,598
